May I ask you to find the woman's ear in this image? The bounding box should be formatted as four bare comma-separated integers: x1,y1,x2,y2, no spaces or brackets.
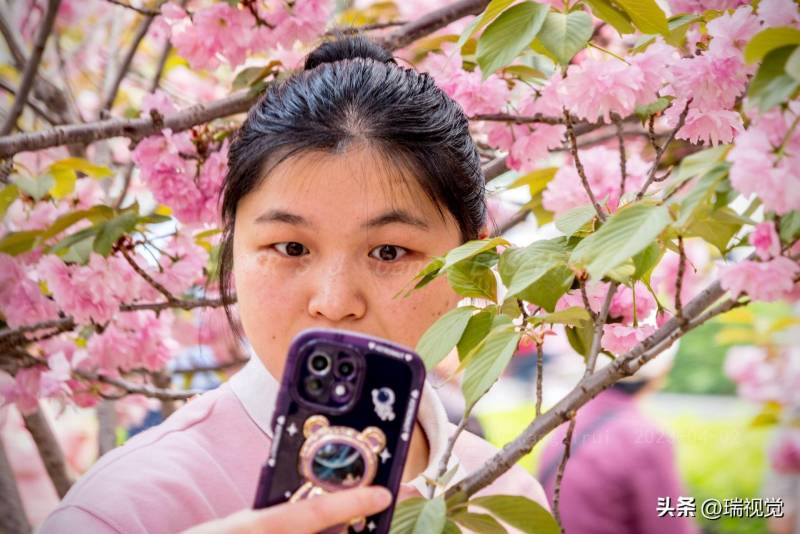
477,224,490,240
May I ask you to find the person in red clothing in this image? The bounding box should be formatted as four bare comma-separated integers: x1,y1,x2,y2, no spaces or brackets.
537,346,699,534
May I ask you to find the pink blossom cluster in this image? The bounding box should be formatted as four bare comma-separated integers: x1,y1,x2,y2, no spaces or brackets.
727,105,800,216
542,145,649,216
554,281,662,355
559,42,679,124
160,0,331,70
37,253,145,325
85,311,178,375
132,129,227,225
660,6,759,146
0,348,78,415
770,429,800,474
725,345,800,406
0,254,59,328
667,0,749,15
423,44,510,118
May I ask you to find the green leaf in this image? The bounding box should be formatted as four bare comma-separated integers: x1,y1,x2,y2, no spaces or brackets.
748,46,800,111
416,306,477,370
565,319,595,358
744,27,800,64
506,167,558,196
14,173,54,201
442,519,463,534
585,0,634,35
457,309,495,360
518,264,575,312
92,211,139,256
499,238,570,297
446,252,498,301
534,306,592,326
232,64,274,90
442,237,510,271
0,230,41,256
570,201,672,280
452,511,507,534
614,0,669,35
786,46,800,81
49,158,113,179
634,97,670,121
555,204,596,236
476,2,549,78
536,11,593,66
406,256,445,294
779,211,800,243
413,497,446,534
390,498,426,534
457,0,517,49
39,206,114,242
49,226,99,257
462,326,521,407
684,206,742,254
471,495,560,534
632,241,663,282
0,184,19,218
673,164,729,229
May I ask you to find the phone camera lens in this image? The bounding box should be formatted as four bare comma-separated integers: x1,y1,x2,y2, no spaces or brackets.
305,376,324,397
308,352,331,376
336,359,355,379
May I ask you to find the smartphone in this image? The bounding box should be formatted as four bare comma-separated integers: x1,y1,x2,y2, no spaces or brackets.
253,328,426,533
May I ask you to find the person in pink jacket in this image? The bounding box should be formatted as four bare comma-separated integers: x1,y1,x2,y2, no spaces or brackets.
40,34,548,533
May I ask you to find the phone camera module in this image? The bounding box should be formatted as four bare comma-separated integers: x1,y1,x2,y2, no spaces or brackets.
307,352,331,376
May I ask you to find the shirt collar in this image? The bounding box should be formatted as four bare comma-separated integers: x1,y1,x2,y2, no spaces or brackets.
228,348,466,497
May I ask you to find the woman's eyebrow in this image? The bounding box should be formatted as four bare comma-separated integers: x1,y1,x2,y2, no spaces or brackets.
254,209,309,226
363,209,429,230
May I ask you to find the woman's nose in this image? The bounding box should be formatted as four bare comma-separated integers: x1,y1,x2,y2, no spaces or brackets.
306,256,367,323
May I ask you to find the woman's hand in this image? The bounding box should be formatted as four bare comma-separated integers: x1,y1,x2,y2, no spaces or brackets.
181,486,393,534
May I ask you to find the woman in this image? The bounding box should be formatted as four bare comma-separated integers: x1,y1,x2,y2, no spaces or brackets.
40,35,547,533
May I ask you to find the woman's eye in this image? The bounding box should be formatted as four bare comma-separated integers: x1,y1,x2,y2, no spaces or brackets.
369,244,408,262
273,241,308,257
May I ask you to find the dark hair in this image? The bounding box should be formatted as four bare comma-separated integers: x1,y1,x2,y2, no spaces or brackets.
218,34,487,336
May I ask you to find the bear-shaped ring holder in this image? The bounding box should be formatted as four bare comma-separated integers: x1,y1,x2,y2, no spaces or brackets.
290,415,387,504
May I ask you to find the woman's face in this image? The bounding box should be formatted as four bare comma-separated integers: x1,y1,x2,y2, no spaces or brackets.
232,144,483,378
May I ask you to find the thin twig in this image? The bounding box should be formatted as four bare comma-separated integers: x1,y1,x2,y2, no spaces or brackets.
100,11,158,115
675,235,686,324
119,246,178,304
0,0,61,135
470,113,564,125
0,78,59,124
636,99,692,200
563,108,605,221
0,436,31,534
614,115,627,196
552,414,576,532
535,342,544,417
432,402,475,498
102,0,160,16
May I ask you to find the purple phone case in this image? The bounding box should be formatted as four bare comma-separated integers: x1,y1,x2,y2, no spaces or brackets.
253,328,426,534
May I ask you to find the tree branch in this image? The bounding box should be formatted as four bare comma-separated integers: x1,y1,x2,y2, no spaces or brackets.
0,0,61,135
445,278,731,502
0,436,31,534
102,0,160,16
378,0,489,51
22,406,74,498
0,89,258,157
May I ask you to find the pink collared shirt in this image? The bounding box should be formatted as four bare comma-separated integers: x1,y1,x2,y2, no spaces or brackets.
39,356,548,533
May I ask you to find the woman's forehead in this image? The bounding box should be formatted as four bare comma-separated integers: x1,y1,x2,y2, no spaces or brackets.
238,144,449,229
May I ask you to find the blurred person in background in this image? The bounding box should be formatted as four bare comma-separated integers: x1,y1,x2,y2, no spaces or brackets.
537,343,699,534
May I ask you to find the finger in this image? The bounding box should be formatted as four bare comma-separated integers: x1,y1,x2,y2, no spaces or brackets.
257,486,393,533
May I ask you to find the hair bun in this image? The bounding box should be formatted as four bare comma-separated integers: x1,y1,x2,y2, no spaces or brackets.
304,34,395,71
